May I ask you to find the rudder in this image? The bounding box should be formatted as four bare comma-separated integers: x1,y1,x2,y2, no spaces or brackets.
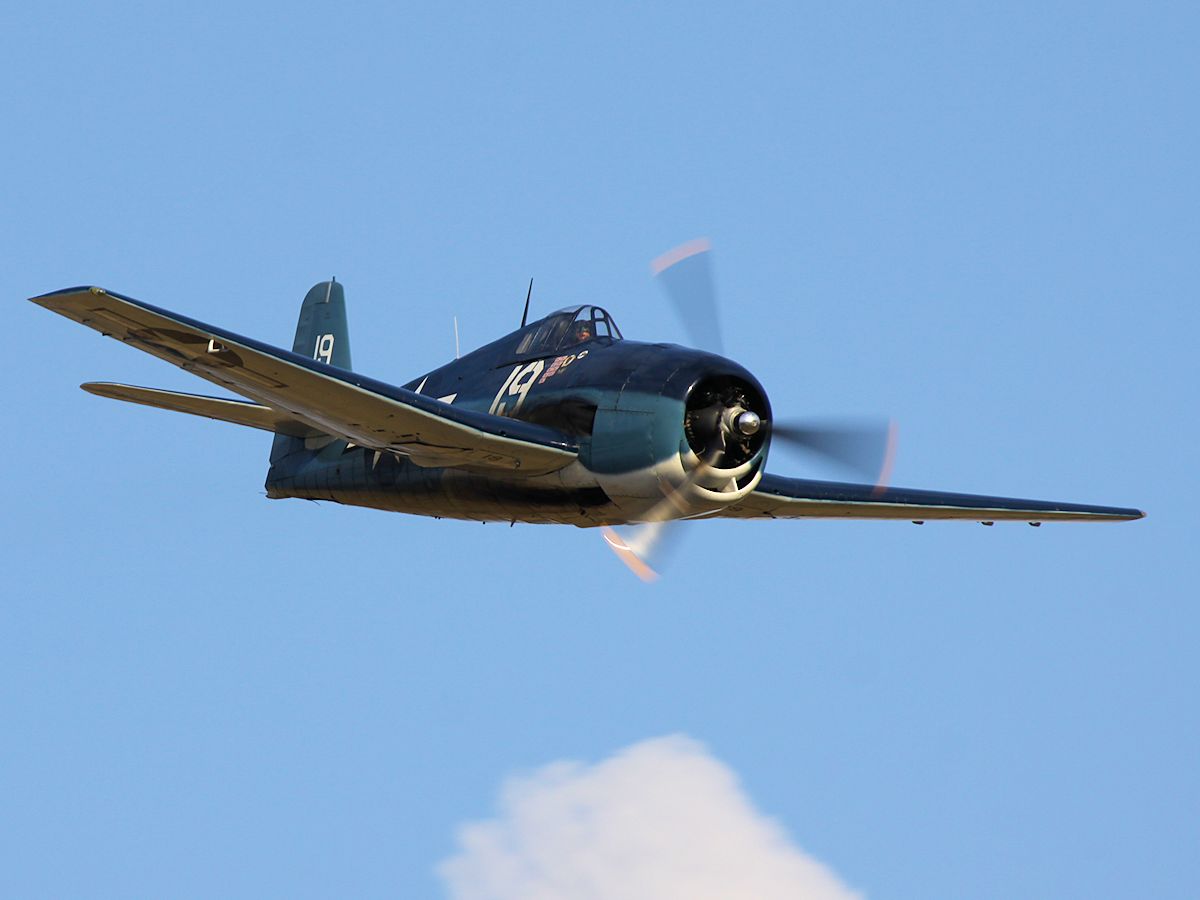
292,278,352,369
269,279,352,467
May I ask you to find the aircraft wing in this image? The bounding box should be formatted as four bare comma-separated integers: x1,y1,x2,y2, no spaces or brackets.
719,473,1144,522
32,286,579,475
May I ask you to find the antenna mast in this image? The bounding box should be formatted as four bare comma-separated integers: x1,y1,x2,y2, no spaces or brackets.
520,278,533,328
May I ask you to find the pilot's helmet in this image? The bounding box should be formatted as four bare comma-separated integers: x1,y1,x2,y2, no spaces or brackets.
574,321,594,341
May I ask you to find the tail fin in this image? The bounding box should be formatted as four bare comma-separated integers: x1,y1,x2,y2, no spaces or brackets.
269,279,351,467
291,279,352,368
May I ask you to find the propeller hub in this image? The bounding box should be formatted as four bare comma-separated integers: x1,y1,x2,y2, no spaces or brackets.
684,375,769,468
734,410,761,436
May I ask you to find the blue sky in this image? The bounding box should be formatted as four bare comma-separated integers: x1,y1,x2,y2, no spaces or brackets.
3,2,1196,897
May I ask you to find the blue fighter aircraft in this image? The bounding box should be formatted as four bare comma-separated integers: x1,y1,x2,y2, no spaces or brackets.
31,241,1143,579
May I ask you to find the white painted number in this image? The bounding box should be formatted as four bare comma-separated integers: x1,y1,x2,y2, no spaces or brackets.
314,333,335,364
489,360,545,416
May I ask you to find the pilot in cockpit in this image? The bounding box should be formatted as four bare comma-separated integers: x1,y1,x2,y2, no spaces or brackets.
573,321,594,343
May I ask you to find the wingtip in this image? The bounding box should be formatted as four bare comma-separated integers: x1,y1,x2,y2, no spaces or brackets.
28,285,105,304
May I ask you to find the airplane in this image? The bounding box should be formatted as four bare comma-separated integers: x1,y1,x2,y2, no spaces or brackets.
30,240,1143,579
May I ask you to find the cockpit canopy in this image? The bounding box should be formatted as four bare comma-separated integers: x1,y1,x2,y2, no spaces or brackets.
515,305,623,357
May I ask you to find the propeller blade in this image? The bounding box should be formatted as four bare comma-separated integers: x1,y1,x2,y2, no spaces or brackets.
651,238,724,355
601,521,674,583
770,418,898,490
604,238,732,578
601,450,719,581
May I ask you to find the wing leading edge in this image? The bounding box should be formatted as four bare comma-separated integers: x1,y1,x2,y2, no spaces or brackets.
720,473,1144,522
32,286,578,475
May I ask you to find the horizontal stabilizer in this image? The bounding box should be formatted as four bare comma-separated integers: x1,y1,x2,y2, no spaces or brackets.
81,382,320,438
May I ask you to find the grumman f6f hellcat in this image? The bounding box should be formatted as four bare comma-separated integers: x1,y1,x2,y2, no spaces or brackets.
30,240,1143,579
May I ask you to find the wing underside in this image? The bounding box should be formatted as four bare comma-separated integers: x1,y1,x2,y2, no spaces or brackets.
32,286,578,475
720,473,1144,522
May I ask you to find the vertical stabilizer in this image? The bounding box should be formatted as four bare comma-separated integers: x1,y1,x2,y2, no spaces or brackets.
269,280,351,467
291,279,352,368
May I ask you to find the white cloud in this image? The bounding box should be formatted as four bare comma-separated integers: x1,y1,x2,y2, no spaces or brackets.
438,734,860,900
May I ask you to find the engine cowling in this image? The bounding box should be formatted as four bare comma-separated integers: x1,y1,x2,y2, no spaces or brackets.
585,350,771,522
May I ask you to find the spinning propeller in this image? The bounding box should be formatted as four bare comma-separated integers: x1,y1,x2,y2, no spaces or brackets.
604,239,898,581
